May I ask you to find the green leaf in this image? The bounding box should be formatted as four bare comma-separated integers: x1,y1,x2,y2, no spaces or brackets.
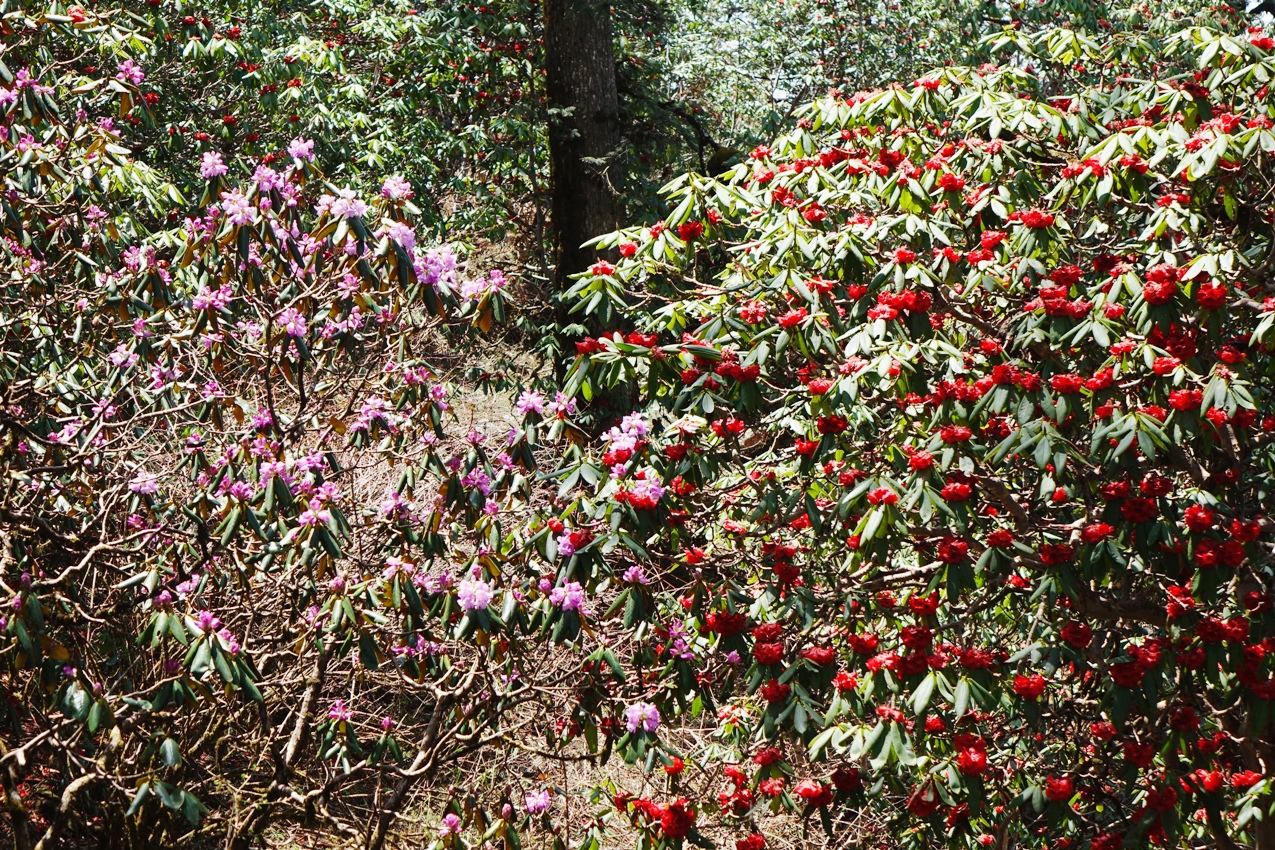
160,738,182,768
911,673,936,715
953,679,971,719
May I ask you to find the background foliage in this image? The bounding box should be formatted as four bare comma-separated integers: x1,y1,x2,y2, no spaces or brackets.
3,0,1275,849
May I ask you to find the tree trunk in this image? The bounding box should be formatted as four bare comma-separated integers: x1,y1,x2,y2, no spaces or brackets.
543,0,620,290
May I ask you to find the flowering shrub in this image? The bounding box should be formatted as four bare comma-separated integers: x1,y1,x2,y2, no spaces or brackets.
8,5,1275,850
546,22,1275,850
14,0,549,240
0,18,541,849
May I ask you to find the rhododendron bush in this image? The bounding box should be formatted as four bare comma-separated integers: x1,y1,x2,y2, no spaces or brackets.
550,23,1275,850
0,14,551,850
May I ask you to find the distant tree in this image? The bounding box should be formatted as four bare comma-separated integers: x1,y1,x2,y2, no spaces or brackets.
543,0,622,289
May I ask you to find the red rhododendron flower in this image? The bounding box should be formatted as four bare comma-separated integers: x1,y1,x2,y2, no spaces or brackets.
753,746,782,766
1122,741,1156,768
1142,263,1180,304
659,799,694,838
1121,497,1158,523
677,221,704,241
1111,662,1152,688
1038,543,1075,565
1020,208,1056,228
800,646,835,665
1183,504,1216,531
777,308,807,328
793,779,833,807
831,765,862,791
752,623,782,642
1060,621,1093,648
1168,388,1202,411
1196,280,1228,308
847,633,879,654
956,748,988,776
759,678,791,703
906,784,942,817
758,778,785,798
1081,523,1115,544
1146,785,1177,812
753,641,784,665
1013,673,1046,700
937,537,969,563
908,450,935,471
1232,770,1263,789
987,529,1015,548
1050,374,1084,394
908,592,940,616
1044,775,1074,801
1091,832,1124,850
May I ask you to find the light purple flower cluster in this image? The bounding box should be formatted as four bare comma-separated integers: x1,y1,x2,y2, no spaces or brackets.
381,175,413,200
548,581,585,611
460,270,508,301
287,136,315,161
321,188,369,220
385,220,416,250
199,151,228,179
115,60,145,85
623,564,650,585
413,246,457,290
278,307,307,338
192,285,232,311
220,189,256,226
601,413,649,455
516,390,576,420
514,390,545,417
624,701,661,734
524,789,551,815
456,578,493,612
128,471,159,495
438,813,461,836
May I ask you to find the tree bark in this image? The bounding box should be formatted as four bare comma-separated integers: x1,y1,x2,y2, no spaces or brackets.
543,0,620,290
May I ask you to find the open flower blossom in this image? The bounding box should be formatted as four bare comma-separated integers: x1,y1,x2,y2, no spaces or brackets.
199,151,228,179
128,471,159,495
624,701,661,733
460,270,508,301
381,174,413,199
115,59,145,85
287,136,315,161
324,188,369,220
515,390,545,417
438,813,461,836
220,189,256,226
277,307,307,338
524,789,551,815
385,220,416,250
297,498,331,527
549,581,585,610
456,578,494,611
